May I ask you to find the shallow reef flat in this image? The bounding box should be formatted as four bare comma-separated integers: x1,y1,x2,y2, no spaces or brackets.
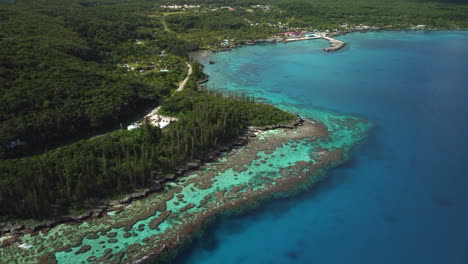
0,109,371,264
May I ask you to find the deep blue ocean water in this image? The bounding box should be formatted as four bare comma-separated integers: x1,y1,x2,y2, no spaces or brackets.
179,31,468,264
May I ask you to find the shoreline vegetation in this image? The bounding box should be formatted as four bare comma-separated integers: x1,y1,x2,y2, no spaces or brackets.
0,0,466,262
0,87,298,228
197,27,465,56
0,111,371,264
220,32,348,52
0,107,303,238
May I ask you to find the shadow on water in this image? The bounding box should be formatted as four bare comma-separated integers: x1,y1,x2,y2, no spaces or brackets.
384,215,399,224
349,123,402,165
285,250,301,260
432,198,455,208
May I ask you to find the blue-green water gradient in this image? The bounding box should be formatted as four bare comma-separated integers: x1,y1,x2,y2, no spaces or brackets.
179,31,468,264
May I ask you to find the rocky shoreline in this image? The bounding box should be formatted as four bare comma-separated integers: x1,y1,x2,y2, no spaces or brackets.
204,31,351,54
197,28,452,57
0,115,304,241
209,35,348,53
0,104,370,264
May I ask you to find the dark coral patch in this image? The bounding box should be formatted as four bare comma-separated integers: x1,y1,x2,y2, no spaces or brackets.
87,233,99,240
106,232,117,238
149,211,171,230
385,215,398,224
286,251,299,260
236,167,248,172
179,203,196,212
75,245,91,255
433,198,455,208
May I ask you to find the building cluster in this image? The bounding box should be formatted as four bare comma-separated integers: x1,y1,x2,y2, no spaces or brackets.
275,31,321,39
220,6,236,11
411,24,427,29
121,60,169,73
160,4,200,9
251,4,271,10
355,24,372,30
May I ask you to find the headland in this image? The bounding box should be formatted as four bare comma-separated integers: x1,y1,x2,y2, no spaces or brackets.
0,108,370,263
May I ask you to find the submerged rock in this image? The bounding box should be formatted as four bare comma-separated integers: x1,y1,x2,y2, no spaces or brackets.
76,245,91,254
11,225,24,234
186,161,201,170
148,181,162,192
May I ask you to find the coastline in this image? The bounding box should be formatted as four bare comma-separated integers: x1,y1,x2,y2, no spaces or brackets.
181,30,468,264
1,27,465,264
0,115,303,239
0,30,374,263
0,108,370,263
192,29,466,59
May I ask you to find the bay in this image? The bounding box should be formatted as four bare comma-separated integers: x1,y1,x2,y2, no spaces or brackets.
181,31,468,264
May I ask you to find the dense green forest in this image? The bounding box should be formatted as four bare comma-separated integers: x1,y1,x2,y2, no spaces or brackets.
0,0,196,159
1,0,466,158
0,89,295,218
1,0,467,220
272,0,467,28
159,0,467,48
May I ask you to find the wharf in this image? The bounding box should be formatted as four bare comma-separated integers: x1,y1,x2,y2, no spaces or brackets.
322,36,347,51
282,34,346,52
283,36,320,43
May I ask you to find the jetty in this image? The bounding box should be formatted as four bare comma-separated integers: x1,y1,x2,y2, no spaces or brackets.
280,32,346,52
322,36,346,52
283,36,321,43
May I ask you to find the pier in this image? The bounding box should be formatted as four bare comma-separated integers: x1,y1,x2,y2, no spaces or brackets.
281,33,346,52
283,36,321,43
322,36,347,52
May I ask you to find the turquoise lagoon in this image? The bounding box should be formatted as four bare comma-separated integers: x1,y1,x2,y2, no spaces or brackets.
180,31,468,264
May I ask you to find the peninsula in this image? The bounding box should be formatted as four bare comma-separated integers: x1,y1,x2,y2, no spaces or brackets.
0,99,370,264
